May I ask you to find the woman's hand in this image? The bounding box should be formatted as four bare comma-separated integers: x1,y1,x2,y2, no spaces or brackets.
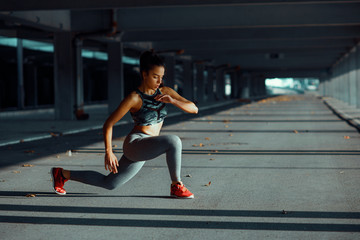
104,151,119,174
154,94,174,104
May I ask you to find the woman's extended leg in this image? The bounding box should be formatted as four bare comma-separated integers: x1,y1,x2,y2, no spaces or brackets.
70,155,145,190
51,155,145,194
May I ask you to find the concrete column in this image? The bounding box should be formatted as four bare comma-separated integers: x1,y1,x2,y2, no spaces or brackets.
163,55,175,89
195,63,205,103
182,59,194,101
335,65,341,100
107,42,124,114
216,69,225,100
345,57,351,104
231,71,238,99
341,60,348,103
349,49,357,106
241,73,250,99
250,75,257,98
33,65,38,107
207,67,215,102
75,39,84,110
17,38,25,109
356,45,360,108
54,31,76,120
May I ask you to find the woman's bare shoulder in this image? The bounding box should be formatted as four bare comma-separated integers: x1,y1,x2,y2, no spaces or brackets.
160,86,174,94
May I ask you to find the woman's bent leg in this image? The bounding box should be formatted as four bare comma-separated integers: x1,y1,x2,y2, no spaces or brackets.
125,134,182,182
70,155,145,190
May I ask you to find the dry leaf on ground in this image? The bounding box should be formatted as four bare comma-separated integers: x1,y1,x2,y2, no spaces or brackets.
26,194,36,197
344,136,350,139
12,171,21,174
293,130,299,134
205,137,211,141
24,150,35,154
204,181,212,187
22,164,34,167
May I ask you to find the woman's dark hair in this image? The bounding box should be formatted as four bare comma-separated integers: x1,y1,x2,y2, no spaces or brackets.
139,50,166,75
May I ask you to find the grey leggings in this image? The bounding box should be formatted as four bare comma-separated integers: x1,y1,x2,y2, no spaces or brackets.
70,131,182,190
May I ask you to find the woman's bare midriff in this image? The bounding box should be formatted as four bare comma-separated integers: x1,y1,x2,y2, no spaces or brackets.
132,121,163,136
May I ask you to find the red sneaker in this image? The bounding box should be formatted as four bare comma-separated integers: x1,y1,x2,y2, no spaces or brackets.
171,183,194,199
51,168,68,195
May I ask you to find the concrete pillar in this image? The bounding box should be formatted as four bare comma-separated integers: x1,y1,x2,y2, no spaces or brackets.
75,39,84,110
182,59,194,101
163,54,175,89
335,65,340,100
340,60,348,103
207,67,215,102
356,45,360,109
231,71,238,99
344,57,351,104
17,38,24,109
195,63,205,103
241,73,250,99
107,42,124,114
349,49,357,106
54,31,76,120
216,69,225,100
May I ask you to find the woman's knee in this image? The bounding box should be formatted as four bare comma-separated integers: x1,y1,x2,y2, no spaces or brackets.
165,135,182,149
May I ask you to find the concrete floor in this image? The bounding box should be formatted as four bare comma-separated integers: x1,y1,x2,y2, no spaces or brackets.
0,94,359,239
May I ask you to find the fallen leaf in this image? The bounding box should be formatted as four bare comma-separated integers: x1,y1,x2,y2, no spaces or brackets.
344,136,350,139
205,137,211,141
193,143,205,147
225,125,229,128
229,134,233,137
293,130,299,134
56,155,61,159
205,181,212,187
22,164,34,167
25,194,36,198
24,150,35,154
223,120,231,124
113,144,118,148
49,132,59,137
12,171,21,174
212,150,219,153
209,158,215,161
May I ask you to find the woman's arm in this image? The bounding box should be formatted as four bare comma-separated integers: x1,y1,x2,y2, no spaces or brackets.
103,92,139,173
156,87,198,114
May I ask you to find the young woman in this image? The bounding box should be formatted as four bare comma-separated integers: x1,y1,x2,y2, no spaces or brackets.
51,50,198,199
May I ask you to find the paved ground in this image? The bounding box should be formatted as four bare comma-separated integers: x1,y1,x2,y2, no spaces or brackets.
0,94,359,239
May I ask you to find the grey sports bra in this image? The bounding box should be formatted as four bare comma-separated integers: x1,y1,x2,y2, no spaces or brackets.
130,88,167,126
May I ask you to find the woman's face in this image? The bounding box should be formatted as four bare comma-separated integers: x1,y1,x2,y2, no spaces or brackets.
142,66,165,90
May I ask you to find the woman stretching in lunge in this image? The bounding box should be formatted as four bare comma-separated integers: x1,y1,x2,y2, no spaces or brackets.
51,50,198,198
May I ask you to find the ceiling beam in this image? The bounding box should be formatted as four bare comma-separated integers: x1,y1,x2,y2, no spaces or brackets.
2,0,360,11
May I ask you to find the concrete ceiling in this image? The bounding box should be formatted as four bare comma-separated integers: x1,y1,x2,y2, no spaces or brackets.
1,0,360,78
